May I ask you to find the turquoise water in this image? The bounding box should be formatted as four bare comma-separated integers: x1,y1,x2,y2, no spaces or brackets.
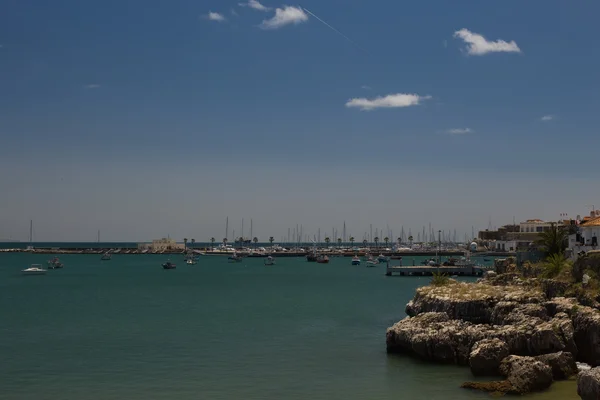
0,254,575,399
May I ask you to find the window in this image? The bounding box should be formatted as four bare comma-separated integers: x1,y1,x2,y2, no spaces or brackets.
536,227,543,232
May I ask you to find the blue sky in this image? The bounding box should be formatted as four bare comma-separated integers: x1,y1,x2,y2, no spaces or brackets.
0,0,599,242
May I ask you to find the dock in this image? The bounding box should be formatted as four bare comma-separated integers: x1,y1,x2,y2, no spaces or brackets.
385,263,487,277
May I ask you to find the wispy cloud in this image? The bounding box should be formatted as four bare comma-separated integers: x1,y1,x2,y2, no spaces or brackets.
345,93,431,111
361,85,371,90
540,115,554,121
445,128,473,135
239,0,271,12
206,11,226,22
453,29,521,56
84,84,101,89
230,8,239,16
259,6,308,29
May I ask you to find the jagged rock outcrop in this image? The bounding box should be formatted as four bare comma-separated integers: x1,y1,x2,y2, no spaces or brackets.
469,338,509,376
534,351,578,380
578,367,600,400
499,355,553,394
405,283,545,324
388,279,600,396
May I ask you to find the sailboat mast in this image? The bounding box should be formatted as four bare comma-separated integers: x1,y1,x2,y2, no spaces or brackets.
225,217,229,242
98,230,100,243
29,220,33,246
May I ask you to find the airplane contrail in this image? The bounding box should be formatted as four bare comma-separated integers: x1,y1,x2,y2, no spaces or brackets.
302,6,368,53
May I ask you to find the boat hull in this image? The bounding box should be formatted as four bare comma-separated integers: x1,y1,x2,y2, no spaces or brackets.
22,270,47,275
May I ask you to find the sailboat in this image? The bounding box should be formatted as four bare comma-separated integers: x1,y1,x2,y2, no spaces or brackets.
22,221,46,275
100,252,112,260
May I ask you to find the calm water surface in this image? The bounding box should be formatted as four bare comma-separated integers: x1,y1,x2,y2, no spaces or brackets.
0,254,576,399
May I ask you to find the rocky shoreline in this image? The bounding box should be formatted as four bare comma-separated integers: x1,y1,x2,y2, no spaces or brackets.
386,272,600,397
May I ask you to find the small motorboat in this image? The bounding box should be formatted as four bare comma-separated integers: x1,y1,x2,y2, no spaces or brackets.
162,260,176,269
186,258,197,265
377,254,388,263
228,253,243,263
366,260,378,267
47,257,64,269
306,252,318,262
22,264,47,275
100,252,112,261
351,256,361,266
316,255,329,264
264,256,276,266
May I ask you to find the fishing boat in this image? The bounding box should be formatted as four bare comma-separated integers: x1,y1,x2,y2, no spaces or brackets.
22,264,47,275
264,256,276,266
100,252,111,260
162,260,176,269
228,253,243,263
47,257,64,269
306,248,318,262
351,256,361,266
316,255,329,264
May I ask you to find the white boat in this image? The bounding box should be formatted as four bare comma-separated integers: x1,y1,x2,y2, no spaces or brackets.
101,252,111,260
22,264,47,275
264,256,276,266
186,258,197,265
351,256,361,265
377,254,388,263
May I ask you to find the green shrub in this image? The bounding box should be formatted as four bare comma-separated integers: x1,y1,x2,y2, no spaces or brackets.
431,271,450,286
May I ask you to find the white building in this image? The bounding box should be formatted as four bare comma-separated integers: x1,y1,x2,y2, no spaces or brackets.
567,211,600,258
519,219,557,234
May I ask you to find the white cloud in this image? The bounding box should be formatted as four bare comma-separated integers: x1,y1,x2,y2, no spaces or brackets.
361,85,371,90
345,93,431,111
446,128,473,135
206,12,226,22
239,0,271,12
540,115,554,121
84,84,101,89
259,6,308,30
453,28,521,56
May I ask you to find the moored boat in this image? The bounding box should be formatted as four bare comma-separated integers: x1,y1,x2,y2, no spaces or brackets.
22,264,47,275
47,257,64,269
162,260,176,269
351,256,361,266
264,256,276,266
228,253,243,263
101,252,111,260
316,255,329,264
377,254,388,263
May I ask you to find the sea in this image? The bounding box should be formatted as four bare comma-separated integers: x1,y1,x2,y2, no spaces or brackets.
0,251,577,400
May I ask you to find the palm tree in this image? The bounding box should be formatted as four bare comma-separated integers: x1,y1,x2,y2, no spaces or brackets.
191,238,195,250
337,238,342,249
408,235,413,249
363,239,368,247
269,236,274,247
253,237,258,249
210,237,215,250
541,253,572,279
223,238,228,247
536,222,568,257
325,237,330,247
384,237,389,248
374,236,379,250
184,238,188,251
349,236,355,248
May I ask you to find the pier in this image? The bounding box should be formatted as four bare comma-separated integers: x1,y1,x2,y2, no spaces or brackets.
385,264,487,277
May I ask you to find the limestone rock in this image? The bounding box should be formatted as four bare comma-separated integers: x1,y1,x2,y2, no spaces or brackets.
572,306,600,366
499,355,553,394
460,380,513,394
578,367,600,400
469,338,509,376
534,351,578,380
